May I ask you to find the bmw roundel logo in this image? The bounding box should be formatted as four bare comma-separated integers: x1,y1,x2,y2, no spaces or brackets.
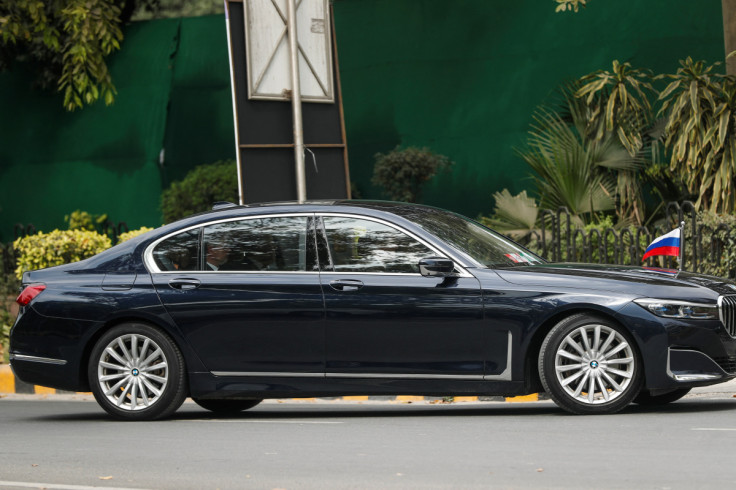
590,361,599,369
131,368,140,376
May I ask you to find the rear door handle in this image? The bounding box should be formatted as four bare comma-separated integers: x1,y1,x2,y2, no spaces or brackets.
169,278,201,290
329,279,364,291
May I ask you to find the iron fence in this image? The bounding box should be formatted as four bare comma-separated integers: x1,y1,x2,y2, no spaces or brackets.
2,204,735,278
535,201,736,278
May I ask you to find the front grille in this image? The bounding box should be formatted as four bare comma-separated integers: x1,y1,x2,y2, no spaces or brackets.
718,295,736,338
713,356,736,374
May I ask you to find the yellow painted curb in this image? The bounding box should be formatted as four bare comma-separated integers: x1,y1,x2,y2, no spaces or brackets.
506,393,539,403
0,364,14,394
0,364,542,402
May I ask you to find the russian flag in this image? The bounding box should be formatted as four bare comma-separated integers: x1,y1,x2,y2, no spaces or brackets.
642,228,681,261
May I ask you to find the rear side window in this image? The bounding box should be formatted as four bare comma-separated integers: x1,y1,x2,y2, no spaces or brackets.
202,216,310,272
152,229,200,271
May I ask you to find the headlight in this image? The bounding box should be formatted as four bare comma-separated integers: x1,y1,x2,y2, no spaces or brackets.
633,298,719,320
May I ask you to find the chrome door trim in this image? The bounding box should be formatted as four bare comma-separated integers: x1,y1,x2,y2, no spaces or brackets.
10,354,68,366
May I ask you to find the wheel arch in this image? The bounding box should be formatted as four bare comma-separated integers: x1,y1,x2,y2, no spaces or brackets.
523,307,644,393
78,315,192,394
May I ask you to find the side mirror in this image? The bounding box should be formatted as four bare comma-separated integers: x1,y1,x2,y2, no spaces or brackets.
418,257,455,278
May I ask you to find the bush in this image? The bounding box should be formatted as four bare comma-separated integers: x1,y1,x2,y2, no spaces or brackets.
118,227,155,243
691,211,736,278
1,272,20,363
13,230,112,280
64,210,108,231
161,160,238,223
372,147,453,203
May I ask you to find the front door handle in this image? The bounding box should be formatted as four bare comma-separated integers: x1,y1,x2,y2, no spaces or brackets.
169,278,201,290
329,279,364,291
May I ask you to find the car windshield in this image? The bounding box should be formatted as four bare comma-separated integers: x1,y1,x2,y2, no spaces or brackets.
389,206,544,268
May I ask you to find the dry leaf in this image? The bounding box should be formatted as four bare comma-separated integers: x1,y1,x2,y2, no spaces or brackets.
31,464,38,467
536,468,544,473
99,476,113,480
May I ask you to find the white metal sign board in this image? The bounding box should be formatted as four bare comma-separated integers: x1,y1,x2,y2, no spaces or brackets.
244,0,334,103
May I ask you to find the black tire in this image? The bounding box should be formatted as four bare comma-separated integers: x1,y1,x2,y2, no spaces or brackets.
633,388,691,406
192,398,263,414
539,314,642,415
88,323,187,421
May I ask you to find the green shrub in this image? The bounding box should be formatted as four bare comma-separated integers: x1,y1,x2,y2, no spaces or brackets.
64,210,109,231
118,227,155,243
690,211,736,278
161,160,238,223
0,272,20,363
13,230,112,280
372,146,453,203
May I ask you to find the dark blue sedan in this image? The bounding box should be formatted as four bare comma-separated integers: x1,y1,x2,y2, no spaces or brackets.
9,201,736,419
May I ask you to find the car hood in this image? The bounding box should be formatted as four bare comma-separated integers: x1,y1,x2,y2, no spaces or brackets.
488,263,736,302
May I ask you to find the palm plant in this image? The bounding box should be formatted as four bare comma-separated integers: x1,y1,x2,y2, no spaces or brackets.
516,83,647,225
481,189,539,243
657,57,736,214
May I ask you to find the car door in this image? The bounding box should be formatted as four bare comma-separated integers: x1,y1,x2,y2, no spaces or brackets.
317,214,485,378
149,214,325,375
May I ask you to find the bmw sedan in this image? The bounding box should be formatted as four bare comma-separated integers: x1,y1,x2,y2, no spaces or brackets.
9,201,736,419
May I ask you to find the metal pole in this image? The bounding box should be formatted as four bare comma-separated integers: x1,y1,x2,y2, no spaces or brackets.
287,0,307,203
678,220,685,272
223,1,244,205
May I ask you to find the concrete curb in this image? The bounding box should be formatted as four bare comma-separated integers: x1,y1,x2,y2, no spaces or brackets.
0,364,541,402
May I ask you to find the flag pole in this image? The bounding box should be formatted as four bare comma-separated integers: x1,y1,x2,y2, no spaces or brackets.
678,220,685,272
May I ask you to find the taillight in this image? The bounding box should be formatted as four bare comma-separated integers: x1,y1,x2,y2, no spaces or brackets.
16,284,46,306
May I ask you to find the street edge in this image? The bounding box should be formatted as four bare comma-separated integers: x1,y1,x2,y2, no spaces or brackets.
0,364,541,402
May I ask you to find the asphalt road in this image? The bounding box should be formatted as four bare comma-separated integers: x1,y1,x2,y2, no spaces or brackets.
1,390,736,490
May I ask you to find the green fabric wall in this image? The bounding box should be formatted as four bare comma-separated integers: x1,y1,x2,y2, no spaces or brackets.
0,16,235,242
332,0,726,218
0,2,726,241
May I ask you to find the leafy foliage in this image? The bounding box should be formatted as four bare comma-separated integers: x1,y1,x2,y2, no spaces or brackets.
0,272,20,363
516,83,646,225
577,61,655,156
118,226,154,243
692,211,736,278
13,229,111,279
554,0,587,12
372,146,454,203
481,190,539,243
160,160,239,224
0,0,123,111
657,58,736,214
64,209,108,231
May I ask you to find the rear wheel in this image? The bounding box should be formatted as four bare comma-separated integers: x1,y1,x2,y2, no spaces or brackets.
88,323,187,421
192,398,262,414
633,388,691,405
539,314,642,415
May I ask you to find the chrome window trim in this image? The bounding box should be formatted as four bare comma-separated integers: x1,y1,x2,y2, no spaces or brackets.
144,212,315,273
318,212,474,278
10,354,67,366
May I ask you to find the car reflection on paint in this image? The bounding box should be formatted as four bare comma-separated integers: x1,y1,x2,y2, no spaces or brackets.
9,201,736,419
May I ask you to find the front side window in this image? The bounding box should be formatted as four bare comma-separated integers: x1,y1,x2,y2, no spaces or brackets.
202,216,310,272
321,216,435,273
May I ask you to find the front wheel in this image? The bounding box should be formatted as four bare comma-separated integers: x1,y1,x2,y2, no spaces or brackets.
88,323,187,421
539,314,642,415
